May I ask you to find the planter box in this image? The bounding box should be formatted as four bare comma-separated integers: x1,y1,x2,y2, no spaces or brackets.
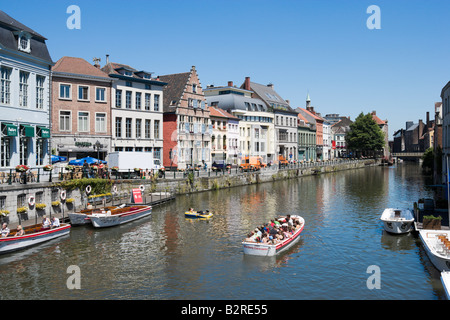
423,217,442,230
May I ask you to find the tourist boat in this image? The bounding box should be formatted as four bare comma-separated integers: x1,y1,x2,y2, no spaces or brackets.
441,271,450,300
184,210,213,219
380,208,414,234
0,223,71,254
419,229,450,272
242,216,305,256
88,205,152,228
68,205,121,225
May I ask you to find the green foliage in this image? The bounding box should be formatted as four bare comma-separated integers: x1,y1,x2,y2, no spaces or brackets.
422,147,434,172
54,178,113,195
346,112,385,155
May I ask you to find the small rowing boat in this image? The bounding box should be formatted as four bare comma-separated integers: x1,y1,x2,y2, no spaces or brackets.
185,210,213,219
419,229,450,272
0,223,71,254
380,208,414,234
88,205,152,228
242,215,305,256
68,205,122,225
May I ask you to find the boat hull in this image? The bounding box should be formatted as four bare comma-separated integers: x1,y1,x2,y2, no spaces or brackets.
419,230,450,272
89,206,152,228
68,212,91,225
243,218,304,256
380,208,414,234
0,224,71,254
185,212,213,219
441,271,450,300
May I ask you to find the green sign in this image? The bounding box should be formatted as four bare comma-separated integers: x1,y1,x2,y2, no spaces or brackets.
38,126,50,138
21,125,35,137
3,123,18,137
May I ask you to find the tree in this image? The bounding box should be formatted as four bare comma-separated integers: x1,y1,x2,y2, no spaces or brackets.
346,112,385,158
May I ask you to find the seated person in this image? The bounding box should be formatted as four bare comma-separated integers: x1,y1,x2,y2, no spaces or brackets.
51,217,60,228
15,225,25,237
1,222,10,237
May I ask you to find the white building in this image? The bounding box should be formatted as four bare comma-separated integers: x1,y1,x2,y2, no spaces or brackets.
209,106,240,165
102,58,166,162
0,11,53,170
322,121,332,160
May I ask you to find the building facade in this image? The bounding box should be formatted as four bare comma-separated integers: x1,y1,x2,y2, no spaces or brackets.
297,112,316,161
102,58,166,162
159,66,211,170
204,81,275,164
0,11,53,170
52,56,113,161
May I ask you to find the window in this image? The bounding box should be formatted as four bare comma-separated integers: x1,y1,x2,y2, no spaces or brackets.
19,71,29,107
126,91,132,109
115,89,122,108
95,113,106,133
135,119,142,138
59,111,71,131
78,86,89,101
115,117,122,138
145,93,151,110
0,67,11,104
154,94,160,111
36,76,45,109
154,120,160,139
135,92,141,110
36,138,44,166
19,138,28,166
0,137,10,167
125,118,132,138
192,84,197,93
145,120,151,138
59,84,71,99
78,112,89,132
95,87,106,102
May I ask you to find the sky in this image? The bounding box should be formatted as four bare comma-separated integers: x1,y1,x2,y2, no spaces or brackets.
3,0,450,138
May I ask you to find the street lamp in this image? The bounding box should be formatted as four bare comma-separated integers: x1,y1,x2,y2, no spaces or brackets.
94,140,103,160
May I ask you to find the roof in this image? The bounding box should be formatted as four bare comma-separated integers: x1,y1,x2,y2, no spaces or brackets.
371,111,386,125
296,107,324,122
52,56,110,79
158,72,191,112
205,90,268,113
297,113,309,123
208,106,239,120
247,81,296,114
102,62,167,86
0,10,52,64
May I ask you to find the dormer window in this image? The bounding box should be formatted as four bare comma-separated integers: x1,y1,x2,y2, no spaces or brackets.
124,71,133,77
17,32,31,53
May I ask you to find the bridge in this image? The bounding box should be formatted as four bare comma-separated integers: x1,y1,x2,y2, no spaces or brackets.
391,152,424,161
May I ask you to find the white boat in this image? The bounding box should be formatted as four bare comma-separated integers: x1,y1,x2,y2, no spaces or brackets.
0,223,71,254
68,205,123,225
380,208,414,234
88,205,152,228
441,271,450,300
242,216,305,256
419,229,450,272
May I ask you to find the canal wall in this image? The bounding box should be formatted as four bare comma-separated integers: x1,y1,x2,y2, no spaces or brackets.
0,159,377,226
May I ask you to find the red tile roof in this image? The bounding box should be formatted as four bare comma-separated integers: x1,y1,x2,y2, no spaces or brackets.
52,56,109,78
371,111,386,125
209,106,239,120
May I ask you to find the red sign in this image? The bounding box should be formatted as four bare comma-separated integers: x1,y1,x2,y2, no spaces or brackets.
332,140,336,150
132,188,143,204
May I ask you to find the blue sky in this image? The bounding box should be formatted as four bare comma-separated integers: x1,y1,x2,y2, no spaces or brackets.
3,0,450,137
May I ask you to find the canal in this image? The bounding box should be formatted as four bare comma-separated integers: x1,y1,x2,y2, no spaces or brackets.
0,163,444,300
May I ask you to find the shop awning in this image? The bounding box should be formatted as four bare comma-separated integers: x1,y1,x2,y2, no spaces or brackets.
21,125,35,137
2,123,18,137
37,126,50,138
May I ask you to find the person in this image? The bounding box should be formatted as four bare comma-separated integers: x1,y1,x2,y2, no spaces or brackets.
51,217,60,228
244,232,255,242
42,216,51,229
82,160,90,178
98,161,104,179
1,222,9,237
15,225,25,237
286,215,293,227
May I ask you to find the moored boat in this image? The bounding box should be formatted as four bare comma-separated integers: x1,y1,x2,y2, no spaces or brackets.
0,223,71,254
88,205,152,228
419,229,450,272
68,205,121,225
380,208,414,234
242,215,305,256
185,210,213,219
441,271,450,300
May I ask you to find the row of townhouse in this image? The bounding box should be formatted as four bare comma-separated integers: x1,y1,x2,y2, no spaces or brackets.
0,10,367,173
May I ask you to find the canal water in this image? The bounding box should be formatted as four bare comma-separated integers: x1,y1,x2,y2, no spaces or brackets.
0,163,444,300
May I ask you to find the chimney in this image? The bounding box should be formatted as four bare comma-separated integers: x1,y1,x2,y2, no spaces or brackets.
228,81,233,87
426,111,430,126
93,57,101,68
267,83,273,88
406,121,413,130
372,110,376,115
286,99,290,105
244,77,250,91
106,54,110,64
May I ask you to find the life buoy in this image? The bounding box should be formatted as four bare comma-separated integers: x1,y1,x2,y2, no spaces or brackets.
112,185,118,194
60,190,66,201
28,195,35,206
139,185,145,192
86,185,92,194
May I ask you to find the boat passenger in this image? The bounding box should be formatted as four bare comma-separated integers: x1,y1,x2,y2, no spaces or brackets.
1,223,9,237
15,225,25,237
42,216,51,229
245,233,255,242
286,215,294,227
51,217,60,228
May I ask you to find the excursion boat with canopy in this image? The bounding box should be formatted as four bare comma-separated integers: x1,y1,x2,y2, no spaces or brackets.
380,208,414,234
88,205,152,228
68,205,123,225
0,223,71,254
242,215,305,256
